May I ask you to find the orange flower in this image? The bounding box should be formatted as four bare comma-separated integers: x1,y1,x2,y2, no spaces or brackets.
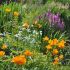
59,54,64,60
58,40,65,49
43,36,49,41
54,57,59,62
48,39,58,46
12,55,26,65
45,45,52,50
49,40,53,46
53,61,59,65
23,23,29,28
24,50,32,56
5,8,11,13
0,51,5,57
53,38,58,45
2,44,7,49
14,11,19,17
52,49,59,55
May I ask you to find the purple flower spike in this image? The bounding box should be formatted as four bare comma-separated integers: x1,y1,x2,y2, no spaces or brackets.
36,11,65,31
47,11,52,18
46,12,65,30
53,14,60,23
57,21,64,30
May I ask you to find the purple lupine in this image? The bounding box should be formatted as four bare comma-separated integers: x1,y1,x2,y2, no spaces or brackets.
47,12,64,30
52,14,60,23
37,11,64,30
47,11,53,24
57,21,64,30
47,11,52,18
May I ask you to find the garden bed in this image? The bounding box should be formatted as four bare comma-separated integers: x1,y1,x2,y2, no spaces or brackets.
0,0,70,70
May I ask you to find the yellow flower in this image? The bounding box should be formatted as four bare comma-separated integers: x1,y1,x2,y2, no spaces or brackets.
2,44,7,49
45,45,52,50
5,8,11,13
59,54,64,60
37,24,42,28
24,50,32,56
12,55,26,65
49,40,53,46
13,11,19,17
48,39,52,43
54,57,59,62
52,49,59,55
43,36,49,41
23,22,29,28
58,40,65,49
0,51,5,57
53,57,59,65
34,20,38,25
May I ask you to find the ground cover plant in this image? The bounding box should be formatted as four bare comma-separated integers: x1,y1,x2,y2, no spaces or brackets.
0,0,70,70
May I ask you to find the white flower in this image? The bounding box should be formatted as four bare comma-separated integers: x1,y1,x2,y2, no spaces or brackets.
14,33,21,38
14,34,18,37
40,31,42,35
31,25,34,27
22,28,26,31
33,30,38,35
18,31,22,34
26,29,31,32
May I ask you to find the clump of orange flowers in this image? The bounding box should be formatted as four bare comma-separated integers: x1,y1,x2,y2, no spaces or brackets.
48,38,58,46
58,40,65,49
5,8,11,13
24,50,32,56
11,50,32,65
43,36,66,65
12,55,26,65
53,55,64,65
52,49,59,55
0,51,5,57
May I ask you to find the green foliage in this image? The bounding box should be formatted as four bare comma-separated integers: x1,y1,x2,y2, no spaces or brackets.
55,0,70,4
0,2,23,33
